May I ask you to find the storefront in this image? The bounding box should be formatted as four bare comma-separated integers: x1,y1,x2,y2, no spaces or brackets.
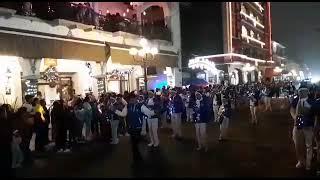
106,45,179,92
0,29,109,107
0,56,23,107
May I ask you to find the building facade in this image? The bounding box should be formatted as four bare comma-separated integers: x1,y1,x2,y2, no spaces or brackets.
0,2,182,107
188,2,274,85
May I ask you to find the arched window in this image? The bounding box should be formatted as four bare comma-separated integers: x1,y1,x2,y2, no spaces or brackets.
141,6,165,28
241,3,246,13
241,26,247,36
250,30,254,38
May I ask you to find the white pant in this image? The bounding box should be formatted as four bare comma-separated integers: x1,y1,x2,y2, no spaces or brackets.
110,120,119,143
195,123,207,148
171,112,182,137
250,106,257,123
220,117,229,139
213,105,219,122
264,97,272,111
147,118,159,146
292,126,314,169
141,117,147,135
161,111,168,128
186,108,193,122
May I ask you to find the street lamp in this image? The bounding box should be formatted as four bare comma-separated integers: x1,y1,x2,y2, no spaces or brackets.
129,38,158,90
273,66,283,73
242,63,255,72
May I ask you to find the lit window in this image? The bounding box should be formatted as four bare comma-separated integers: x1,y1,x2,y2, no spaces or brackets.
241,26,248,36
241,3,246,13
250,30,254,38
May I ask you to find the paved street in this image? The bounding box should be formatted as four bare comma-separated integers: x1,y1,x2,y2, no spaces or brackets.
16,99,315,177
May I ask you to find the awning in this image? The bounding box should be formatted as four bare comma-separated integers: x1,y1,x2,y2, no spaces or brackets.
0,31,110,62
110,47,178,68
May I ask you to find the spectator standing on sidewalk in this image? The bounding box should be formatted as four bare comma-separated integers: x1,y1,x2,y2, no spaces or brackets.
0,104,13,178
83,96,93,141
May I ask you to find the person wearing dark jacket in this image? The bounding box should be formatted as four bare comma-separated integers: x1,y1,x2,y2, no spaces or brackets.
126,93,144,165
193,92,210,151
0,104,13,177
170,90,184,139
51,100,69,153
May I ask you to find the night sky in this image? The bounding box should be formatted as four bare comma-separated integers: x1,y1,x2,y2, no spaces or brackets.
180,2,223,67
271,2,320,75
181,2,320,76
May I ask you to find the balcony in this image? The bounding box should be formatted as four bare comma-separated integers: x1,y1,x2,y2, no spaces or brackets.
0,2,172,42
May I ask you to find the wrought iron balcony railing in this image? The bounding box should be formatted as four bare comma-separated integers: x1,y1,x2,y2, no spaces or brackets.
0,2,172,42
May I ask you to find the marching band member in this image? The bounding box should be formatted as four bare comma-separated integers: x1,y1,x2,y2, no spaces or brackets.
141,91,160,148
291,88,315,170
170,90,184,139
249,92,258,125
192,91,210,151
214,90,223,123
185,91,193,122
139,95,148,136
218,97,232,141
126,93,144,165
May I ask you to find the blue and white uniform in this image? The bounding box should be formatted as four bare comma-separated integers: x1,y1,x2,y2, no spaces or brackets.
192,93,210,151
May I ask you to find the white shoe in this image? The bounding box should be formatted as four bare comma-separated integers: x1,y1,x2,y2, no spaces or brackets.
295,161,304,168
57,149,64,153
64,149,71,153
110,141,119,145
153,143,159,147
147,143,154,147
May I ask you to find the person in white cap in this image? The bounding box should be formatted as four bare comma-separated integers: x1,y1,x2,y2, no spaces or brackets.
141,91,160,147
291,88,315,171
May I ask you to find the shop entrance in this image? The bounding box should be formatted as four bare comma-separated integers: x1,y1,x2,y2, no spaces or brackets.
38,73,74,106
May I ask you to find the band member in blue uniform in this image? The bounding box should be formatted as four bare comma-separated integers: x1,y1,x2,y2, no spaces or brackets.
192,91,210,151
126,93,144,165
142,91,159,147
170,90,184,139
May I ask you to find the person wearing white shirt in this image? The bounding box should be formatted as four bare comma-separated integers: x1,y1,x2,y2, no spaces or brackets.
141,93,159,147
110,97,127,145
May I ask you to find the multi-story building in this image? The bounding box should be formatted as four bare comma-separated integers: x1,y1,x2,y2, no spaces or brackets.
270,41,287,80
188,2,274,85
0,2,182,106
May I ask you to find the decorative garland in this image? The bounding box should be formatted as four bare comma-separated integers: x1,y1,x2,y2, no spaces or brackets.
106,67,135,76
42,66,59,88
